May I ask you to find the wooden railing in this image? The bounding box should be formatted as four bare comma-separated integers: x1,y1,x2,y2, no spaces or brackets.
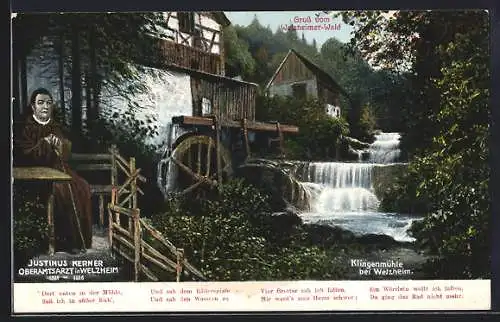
104,146,206,282
158,39,223,75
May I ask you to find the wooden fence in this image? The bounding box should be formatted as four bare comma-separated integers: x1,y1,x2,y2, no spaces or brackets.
104,146,206,282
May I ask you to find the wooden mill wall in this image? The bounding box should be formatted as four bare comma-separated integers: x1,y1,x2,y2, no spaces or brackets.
190,77,257,122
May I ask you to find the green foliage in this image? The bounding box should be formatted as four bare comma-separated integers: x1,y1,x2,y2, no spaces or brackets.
13,185,49,266
379,169,431,215
341,10,490,278
149,179,347,281
256,96,349,160
409,12,489,279
356,104,377,142
223,25,256,78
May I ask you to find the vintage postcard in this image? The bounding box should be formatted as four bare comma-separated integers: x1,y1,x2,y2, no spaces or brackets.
10,9,491,313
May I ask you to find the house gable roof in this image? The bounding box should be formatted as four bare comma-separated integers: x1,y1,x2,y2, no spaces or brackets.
265,48,350,101
209,12,231,27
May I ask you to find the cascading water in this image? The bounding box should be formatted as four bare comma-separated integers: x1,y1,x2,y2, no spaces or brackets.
157,123,189,195
368,132,402,164
297,132,417,242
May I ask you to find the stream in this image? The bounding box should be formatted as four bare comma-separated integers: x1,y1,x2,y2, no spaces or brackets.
295,132,421,243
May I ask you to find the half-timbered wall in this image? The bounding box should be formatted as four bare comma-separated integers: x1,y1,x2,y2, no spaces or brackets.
153,12,225,75
162,12,223,55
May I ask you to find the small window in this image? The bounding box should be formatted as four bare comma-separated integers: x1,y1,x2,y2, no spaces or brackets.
326,104,333,115
201,97,212,116
178,12,195,34
292,83,307,100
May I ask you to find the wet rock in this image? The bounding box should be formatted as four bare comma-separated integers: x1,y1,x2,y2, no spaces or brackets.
343,136,371,149
270,210,303,227
355,234,401,249
302,223,356,246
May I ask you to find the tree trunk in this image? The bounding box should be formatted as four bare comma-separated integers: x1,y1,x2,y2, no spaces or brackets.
19,56,28,117
58,29,66,125
71,22,82,148
87,27,98,135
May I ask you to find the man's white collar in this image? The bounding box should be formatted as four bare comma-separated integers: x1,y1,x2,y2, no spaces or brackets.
33,114,51,125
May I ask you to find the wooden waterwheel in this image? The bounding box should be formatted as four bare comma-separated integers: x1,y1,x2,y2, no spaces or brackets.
170,135,233,194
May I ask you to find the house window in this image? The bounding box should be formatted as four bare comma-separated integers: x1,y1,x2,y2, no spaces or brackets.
178,12,195,34
292,83,307,100
201,97,212,116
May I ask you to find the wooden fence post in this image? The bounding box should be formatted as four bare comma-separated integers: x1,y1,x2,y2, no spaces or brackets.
98,195,104,226
176,248,184,282
129,157,136,233
214,116,222,188
133,208,141,282
276,122,285,159
241,118,251,160
108,187,116,251
110,144,118,200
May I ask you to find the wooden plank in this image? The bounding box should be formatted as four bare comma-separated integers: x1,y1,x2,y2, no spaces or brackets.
119,192,133,208
113,222,133,239
214,116,222,186
72,164,112,171
176,249,184,282
112,233,135,252
241,118,251,159
133,209,141,282
140,263,160,282
143,250,176,273
115,158,131,177
172,116,299,133
109,204,135,217
140,219,178,255
110,145,118,188
70,153,112,161
108,207,113,249
182,259,206,281
98,195,104,226
117,168,142,195
13,167,72,181
90,185,113,194
142,240,177,271
112,244,133,262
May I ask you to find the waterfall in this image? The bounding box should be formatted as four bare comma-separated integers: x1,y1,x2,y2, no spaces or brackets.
295,132,417,242
298,163,379,213
368,132,402,164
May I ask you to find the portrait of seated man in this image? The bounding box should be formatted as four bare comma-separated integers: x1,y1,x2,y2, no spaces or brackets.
15,87,93,254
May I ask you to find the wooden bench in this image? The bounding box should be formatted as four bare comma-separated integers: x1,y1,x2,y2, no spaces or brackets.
13,166,72,255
